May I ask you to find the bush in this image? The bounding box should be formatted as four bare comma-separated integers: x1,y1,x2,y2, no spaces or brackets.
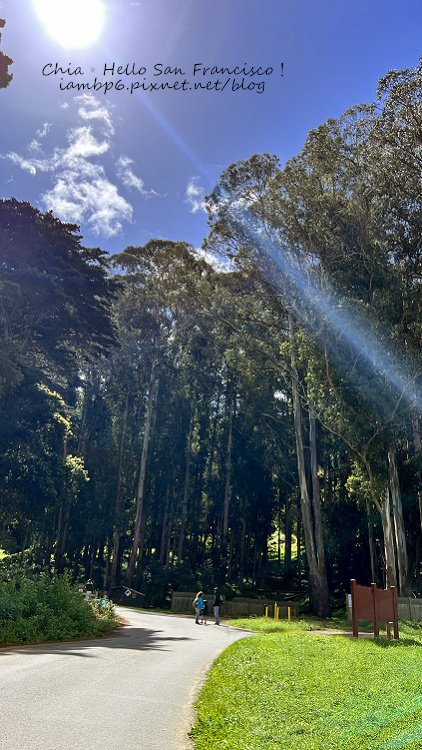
0,573,117,645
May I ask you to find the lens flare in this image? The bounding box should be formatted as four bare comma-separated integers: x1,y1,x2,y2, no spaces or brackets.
33,0,105,48
218,191,421,413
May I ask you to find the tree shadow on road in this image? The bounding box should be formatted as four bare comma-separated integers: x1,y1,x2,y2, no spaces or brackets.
0,625,195,658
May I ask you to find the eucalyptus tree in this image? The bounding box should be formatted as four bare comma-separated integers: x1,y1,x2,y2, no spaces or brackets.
203,60,422,600
110,240,218,585
203,154,332,614
0,199,117,564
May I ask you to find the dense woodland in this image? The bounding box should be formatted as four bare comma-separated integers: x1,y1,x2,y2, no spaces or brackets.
0,60,421,615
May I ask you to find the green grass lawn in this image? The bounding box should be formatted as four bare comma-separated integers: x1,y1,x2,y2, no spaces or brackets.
190,621,422,750
225,615,353,634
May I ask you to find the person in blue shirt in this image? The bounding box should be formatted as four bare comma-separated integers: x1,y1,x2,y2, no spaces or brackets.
193,591,204,624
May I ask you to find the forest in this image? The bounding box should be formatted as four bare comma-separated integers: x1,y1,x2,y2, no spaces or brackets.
0,59,421,617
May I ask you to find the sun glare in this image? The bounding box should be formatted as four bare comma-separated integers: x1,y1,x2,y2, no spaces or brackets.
33,0,105,48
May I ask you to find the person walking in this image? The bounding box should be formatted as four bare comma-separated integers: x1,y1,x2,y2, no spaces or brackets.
85,578,95,601
98,592,109,607
201,599,209,625
193,591,204,624
212,587,223,625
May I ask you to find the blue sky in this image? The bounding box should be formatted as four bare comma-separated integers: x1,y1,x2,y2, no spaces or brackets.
0,0,421,254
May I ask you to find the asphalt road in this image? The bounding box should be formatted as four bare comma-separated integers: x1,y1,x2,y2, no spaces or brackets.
0,608,250,750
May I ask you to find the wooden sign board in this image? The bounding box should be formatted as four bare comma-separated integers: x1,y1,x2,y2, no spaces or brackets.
350,579,399,639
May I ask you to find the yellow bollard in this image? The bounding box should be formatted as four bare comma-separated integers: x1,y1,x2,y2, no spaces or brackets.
265,606,268,620
276,605,280,621
273,602,277,621
288,606,291,623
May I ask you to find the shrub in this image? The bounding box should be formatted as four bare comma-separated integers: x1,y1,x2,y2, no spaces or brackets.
0,573,117,645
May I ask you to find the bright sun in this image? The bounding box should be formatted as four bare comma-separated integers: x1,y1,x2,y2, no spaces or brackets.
33,0,105,48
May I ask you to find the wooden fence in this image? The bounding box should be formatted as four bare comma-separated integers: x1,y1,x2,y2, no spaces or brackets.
346,593,422,622
171,591,298,618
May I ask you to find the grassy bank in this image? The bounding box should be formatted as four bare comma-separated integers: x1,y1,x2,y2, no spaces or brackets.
225,615,348,633
0,575,117,645
190,622,422,750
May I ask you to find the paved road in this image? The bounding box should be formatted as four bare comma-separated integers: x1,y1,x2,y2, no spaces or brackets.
0,608,250,750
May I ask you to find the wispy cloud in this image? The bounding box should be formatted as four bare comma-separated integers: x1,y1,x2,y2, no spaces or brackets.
37,122,52,138
185,176,207,214
116,156,145,192
116,155,161,198
28,122,52,153
1,95,156,238
77,94,114,135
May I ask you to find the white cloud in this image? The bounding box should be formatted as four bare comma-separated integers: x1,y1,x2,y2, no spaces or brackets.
77,94,114,135
116,155,159,197
0,95,156,238
36,122,52,138
28,139,41,152
43,170,132,236
185,177,207,213
4,152,38,175
65,126,110,160
116,155,147,193
194,247,233,272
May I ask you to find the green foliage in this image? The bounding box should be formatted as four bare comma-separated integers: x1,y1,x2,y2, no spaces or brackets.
0,573,116,645
191,629,422,749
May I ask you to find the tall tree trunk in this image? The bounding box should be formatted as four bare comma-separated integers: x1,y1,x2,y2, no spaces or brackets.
284,492,292,579
111,393,129,588
159,489,170,564
223,382,235,541
419,493,422,536
411,415,422,533
296,514,301,583
388,445,410,595
103,540,111,590
89,540,96,580
177,418,193,562
380,486,397,588
308,401,330,614
54,501,68,574
135,513,147,589
54,433,69,574
277,486,282,564
126,357,159,585
76,373,91,456
289,312,330,616
365,498,378,584
364,456,398,589
164,490,177,567
412,415,422,453
239,517,247,577
203,392,221,524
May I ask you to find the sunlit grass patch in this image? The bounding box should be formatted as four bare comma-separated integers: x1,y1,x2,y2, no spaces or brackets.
190,627,422,750
227,616,311,633
227,615,352,633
